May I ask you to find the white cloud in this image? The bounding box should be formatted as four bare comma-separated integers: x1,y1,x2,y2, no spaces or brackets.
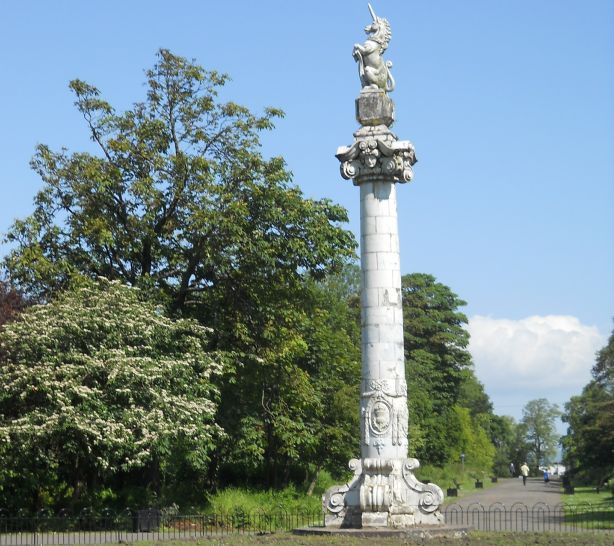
467,315,605,413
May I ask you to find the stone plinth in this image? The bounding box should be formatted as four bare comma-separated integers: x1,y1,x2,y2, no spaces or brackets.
294,525,470,539
356,89,395,127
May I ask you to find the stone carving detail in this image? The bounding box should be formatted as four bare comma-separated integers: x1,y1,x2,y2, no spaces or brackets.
323,459,362,527
361,407,367,445
368,379,388,392
362,378,406,398
401,460,445,516
353,4,395,92
391,402,407,446
372,438,385,454
336,136,417,184
323,459,361,514
369,399,391,434
361,378,408,453
323,457,445,527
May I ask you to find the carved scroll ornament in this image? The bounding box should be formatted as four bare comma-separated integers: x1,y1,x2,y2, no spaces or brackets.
336,138,417,183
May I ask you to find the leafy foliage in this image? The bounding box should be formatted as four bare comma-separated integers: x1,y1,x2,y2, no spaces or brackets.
2,48,358,494
521,398,561,466
0,278,28,327
216,272,361,488
0,47,511,504
3,48,355,315
562,323,614,483
401,273,476,465
0,278,225,510
447,406,496,470
488,414,524,476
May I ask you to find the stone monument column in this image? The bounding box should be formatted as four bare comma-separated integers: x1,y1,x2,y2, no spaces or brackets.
323,4,444,528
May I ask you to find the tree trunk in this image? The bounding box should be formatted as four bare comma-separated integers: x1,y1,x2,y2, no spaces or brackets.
306,465,321,496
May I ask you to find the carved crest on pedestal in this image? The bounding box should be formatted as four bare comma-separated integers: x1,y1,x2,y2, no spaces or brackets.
370,399,392,434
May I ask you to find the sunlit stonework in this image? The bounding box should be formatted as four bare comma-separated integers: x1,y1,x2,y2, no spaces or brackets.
322,4,444,529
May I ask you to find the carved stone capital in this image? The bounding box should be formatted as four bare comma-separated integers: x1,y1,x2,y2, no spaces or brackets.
336,133,417,185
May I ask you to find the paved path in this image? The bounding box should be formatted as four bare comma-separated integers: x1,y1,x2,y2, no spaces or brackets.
449,477,563,509
442,478,566,531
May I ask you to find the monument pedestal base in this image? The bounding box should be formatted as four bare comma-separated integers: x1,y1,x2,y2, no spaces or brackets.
323,457,444,529
293,525,470,539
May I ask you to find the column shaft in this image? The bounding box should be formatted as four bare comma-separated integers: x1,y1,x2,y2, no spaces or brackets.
359,180,407,459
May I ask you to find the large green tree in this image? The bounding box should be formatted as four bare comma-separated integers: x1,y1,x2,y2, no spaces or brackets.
3,49,358,490
3,48,355,320
0,278,225,510
214,270,361,489
488,415,522,476
521,398,561,467
401,273,474,464
562,323,614,483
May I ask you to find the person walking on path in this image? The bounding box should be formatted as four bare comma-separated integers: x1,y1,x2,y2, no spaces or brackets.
509,462,515,477
520,462,530,486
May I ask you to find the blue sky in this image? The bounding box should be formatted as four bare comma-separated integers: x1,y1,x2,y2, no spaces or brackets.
1,1,612,424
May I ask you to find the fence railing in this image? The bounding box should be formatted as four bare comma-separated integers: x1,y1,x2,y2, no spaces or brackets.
0,509,324,545
0,502,612,544
443,501,614,533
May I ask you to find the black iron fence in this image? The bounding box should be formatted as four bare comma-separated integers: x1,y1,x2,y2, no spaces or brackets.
0,503,612,544
444,501,614,533
0,508,323,545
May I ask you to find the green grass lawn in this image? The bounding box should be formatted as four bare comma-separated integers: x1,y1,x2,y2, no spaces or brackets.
562,485,614,530
563,485,614,507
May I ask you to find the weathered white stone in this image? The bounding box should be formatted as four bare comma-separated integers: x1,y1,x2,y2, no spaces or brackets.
360,181,374,195
376,215,394,234
361,287,380,308
374,181,394,200
380,323,404,343
324,4,443,530
377,251,400,271
363,268,393,289
390,233,400,252
362,233,392,253
362,512,389,527
379,287,401,308
361,307,395,327
361,192,391,217
361,252,378,272
363,325,381,344
361,215,377,235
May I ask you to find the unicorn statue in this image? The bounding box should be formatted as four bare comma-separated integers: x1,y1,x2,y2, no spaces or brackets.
352,4,395,92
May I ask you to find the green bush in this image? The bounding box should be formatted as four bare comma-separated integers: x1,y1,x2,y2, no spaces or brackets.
205,485,321,514
415,463,489,490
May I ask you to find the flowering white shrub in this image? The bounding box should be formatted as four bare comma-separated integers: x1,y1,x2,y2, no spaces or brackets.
0,278,225,504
